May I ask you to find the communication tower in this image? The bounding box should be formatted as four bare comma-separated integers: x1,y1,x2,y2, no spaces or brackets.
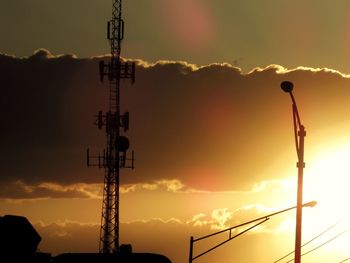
87,0,135,254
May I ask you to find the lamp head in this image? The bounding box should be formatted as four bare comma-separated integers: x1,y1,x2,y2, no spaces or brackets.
303,200,318,208
281,81,294,93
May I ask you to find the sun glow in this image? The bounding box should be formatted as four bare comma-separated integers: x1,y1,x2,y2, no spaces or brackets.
269,139,350,262
305,141,350,220
301,139,350,256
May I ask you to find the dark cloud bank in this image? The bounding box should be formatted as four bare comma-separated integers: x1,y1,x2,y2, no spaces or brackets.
1,49,350,193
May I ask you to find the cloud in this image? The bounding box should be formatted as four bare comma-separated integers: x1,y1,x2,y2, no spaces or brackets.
32,213,345,263
34,220,100,255
30,211,305,263
121,179,208,194
34,219,187,258
28,49,78,60
0,178,206,199
186,204,283,232
0,181,102,199
120,179,186,194
210,208,233,230
30,49,55,60
247,64,350,78
186,208,234,230
2,50,350,192
0,176,296,200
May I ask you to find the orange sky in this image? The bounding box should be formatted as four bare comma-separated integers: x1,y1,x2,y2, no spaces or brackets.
3,0,350,262
2,51,350,262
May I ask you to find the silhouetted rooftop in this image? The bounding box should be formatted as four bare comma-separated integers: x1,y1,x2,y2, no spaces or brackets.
53,252,172,263
0,215,41,259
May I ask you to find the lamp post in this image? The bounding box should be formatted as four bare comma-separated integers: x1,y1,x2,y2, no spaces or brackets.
189,201,316,263
280,81,306,263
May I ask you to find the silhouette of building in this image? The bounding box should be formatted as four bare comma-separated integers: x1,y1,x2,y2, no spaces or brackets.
52,252,172,263
0,215,51,262
0,215,172,263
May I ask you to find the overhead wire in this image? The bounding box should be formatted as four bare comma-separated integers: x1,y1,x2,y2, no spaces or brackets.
339,257,350,262
285,228,349,263
339,258,350,263
284,228,350,263
274,221,341,263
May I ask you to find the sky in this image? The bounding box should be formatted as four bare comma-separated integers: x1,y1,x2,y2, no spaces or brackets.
2,1,350,262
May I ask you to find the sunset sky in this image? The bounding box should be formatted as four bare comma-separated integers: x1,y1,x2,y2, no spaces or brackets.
2,1,350,262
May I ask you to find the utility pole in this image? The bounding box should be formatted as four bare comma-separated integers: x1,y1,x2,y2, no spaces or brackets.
280,81,305,263
87,0,135,254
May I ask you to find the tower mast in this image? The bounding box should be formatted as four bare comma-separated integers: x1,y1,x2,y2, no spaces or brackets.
87,0,135,254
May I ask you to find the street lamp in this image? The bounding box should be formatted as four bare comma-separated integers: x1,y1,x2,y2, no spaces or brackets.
280,81,306,263
188,201,317,263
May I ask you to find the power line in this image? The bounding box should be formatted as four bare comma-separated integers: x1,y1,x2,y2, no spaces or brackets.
274,221,340,263
284,228,350,263
339,257,350,262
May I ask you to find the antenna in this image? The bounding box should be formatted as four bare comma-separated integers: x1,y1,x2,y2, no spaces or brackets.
87,0,135,254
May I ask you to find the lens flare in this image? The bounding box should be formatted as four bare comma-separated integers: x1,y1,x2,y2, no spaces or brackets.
157,0,216,53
